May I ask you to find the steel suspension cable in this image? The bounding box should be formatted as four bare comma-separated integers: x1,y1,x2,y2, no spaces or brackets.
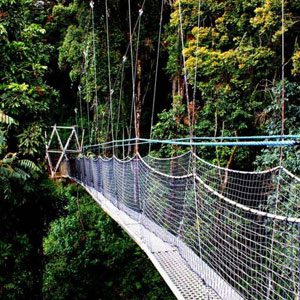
281,0,285,141
90,1,99,143
267,1,286,297
127,1,144,155
116,59,126,149
128,0,135,156
76,8,92,143
76,56,89,135
177,3,201,275
133,8,143,153
192,0,202,139
105,0,114,154
148,0,164,154
191,0,203,265
83,43,92,144
178,0,193,144
78,85,83,132
109,3,146,100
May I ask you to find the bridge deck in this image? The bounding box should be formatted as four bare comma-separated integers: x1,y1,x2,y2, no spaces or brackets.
79,181,222,300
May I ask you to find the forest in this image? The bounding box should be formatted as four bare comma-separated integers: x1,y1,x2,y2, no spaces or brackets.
0,0,299,299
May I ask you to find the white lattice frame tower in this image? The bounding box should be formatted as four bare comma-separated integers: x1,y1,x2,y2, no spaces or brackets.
46,125,83,178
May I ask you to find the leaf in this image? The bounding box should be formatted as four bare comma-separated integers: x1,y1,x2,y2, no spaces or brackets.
18,159,40,172
0,110,17,125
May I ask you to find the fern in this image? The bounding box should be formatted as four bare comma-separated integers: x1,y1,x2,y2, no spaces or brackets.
0,177,12,200
0,154,39,184
0,166,13,177
18,159,40,172
0,132,5,148
0,110,17,125
11,167,30,180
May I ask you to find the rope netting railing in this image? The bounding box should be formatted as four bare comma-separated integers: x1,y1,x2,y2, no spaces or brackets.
144,151,300,217
143,151,193,176
68,153,300,300
196,155,300,218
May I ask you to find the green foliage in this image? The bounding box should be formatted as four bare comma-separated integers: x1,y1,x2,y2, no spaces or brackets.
43,184,174,300
0,175,62,299
18,124,45,156
0,233,34,298
153,99,187,140
0,0,58,156
0,110,17,125
1,0,300,298
292,50,300,76
0,1,62,298
58,25,86,82
160,0,300,168
151,98,190,157
255,81,300,173
167,0,277,136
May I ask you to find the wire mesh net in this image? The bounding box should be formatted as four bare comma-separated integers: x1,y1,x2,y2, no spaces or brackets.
143,151,193,176
68,152,300,300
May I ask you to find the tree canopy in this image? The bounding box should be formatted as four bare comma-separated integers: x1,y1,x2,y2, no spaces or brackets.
0,0,299,299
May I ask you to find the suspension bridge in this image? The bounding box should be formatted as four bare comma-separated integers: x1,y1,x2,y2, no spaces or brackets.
45,0,300,298
45,125,300,300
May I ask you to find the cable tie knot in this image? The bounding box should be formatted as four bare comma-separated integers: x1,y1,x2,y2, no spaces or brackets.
78,85,82,92
110,89,114,96
89,1,94,9
139,9,143,16
122,56,127,63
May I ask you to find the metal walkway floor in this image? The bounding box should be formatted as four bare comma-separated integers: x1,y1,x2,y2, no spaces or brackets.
79,182,222,300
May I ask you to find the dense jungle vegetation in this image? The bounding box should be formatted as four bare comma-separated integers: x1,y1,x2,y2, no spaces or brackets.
0,0,299,299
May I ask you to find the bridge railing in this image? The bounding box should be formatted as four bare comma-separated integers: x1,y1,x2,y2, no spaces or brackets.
67,154,300,300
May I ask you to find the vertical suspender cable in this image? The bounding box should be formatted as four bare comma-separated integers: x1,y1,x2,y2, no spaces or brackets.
178,0,193,145
177,0,201,268
87,100,91,144
127,3,144,155
76,12,92,147
193,0,203,263
149,0,164,154
78,85,83,133
109,0,146,104
192,0,202,149
83,32,92,145
134,9,143,154
190,0,204,268
105,0,114,155
281,0,285,150
90,1,99,143
116,58,126,155
128,0,135,156
267,1,285,298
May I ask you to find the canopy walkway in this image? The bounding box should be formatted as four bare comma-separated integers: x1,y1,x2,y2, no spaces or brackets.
45,0,300,297
59,151,300,300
